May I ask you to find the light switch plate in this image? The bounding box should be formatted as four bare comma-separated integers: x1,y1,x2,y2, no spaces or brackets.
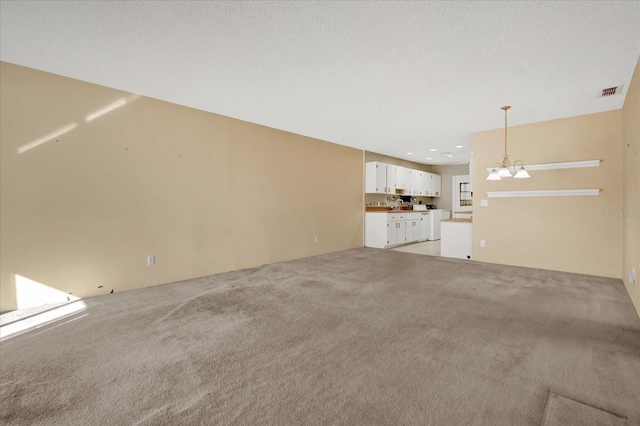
480,200,488,207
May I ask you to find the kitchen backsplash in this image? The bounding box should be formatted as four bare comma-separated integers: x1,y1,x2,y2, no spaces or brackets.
365,194,436,207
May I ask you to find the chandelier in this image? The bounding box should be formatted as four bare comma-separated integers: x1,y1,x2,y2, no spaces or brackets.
486,106,530,180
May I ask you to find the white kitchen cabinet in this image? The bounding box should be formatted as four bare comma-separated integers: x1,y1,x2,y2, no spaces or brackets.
365,162,396,194
386,164,397,193
411,171,428,196
388,219,406,245
419,212,430,241
365,212,408,248
366,162,441,197
428,209,450,240
425,172,441,197
405,213,421,242
432,174,442,197
424,173,433,196
395,166,411,193
410,170,420,195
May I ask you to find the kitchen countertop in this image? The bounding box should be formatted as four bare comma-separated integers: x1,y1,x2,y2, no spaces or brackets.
441,218,472,223
365,208,431,213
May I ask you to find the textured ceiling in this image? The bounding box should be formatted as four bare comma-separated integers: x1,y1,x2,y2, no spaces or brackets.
1,1,639,165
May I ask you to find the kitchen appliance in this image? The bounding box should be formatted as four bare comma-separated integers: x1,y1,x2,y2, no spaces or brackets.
429,209,451,240
412,204,427,211
419,212,430,241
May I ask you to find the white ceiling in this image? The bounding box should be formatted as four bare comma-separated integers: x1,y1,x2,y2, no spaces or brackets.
1,1,638,165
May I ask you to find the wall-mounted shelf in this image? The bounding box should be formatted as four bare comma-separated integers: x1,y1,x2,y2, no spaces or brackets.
486,189,600,198
485,160,600,173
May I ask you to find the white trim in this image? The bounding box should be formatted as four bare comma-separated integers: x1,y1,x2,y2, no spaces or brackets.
485,160,600,173
486,189,600,198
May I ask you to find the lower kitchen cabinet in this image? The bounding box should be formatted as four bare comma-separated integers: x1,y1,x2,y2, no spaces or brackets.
405,213,421,243
388,218,406,246
365,212,421,248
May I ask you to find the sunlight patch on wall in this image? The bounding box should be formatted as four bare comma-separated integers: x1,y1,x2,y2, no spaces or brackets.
85,95,139,122
17,122,77,154
15,274,79,310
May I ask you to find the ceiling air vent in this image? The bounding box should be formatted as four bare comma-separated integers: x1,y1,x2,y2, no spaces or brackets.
600,85,622,97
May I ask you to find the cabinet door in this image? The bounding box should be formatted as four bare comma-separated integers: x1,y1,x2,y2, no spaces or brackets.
411,171,423,195
409,220,418,242
417,172,426,195
387,222,397,246
393,166,408,190
365,162,388,194
423,172,432,196
402,168,411,189
433,174,442,197
385,165,396,193
405,220,413,242
397,221,406,244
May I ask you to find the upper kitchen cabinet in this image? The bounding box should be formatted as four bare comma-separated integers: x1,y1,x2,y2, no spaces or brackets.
411,170,422,195
365,161,441,196
395,166,411,193
423,172,442,197
432,174,442,197
365,162,396,194
412,170,430,196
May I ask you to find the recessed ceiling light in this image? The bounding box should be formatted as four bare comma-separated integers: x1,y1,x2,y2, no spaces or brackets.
429,149,437,152
426,157,432,160
407,152,413,155
447,155,454,158
456,145,463,148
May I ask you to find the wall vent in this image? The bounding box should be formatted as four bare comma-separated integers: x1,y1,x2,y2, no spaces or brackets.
600,85,622,97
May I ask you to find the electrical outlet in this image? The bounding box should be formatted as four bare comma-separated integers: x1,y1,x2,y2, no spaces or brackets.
480,240,486,247
629,267,636,284
147,255,155,266
480,199,488,207
314,236,318,243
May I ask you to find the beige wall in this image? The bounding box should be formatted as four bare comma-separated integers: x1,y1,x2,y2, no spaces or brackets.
430,164,470,211
472,110,623,279
623,57,640,316
0,62,364,313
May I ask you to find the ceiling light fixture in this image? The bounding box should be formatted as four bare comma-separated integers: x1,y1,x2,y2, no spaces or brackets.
426,157,432,160
407,152,413,155
429,149,437,152
456,145,463,148
486,106,530,180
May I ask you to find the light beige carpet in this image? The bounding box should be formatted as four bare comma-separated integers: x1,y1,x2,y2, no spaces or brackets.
1,248,639,425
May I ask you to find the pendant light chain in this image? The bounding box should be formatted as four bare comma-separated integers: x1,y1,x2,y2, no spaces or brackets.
504,107,508,158
486,105,530,180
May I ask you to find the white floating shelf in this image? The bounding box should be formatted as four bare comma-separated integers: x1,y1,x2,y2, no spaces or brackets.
486,189,600,198
486,160,600,173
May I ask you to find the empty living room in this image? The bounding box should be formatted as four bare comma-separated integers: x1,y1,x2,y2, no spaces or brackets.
1,2,639,425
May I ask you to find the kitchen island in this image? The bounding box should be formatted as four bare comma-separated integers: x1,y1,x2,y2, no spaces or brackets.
440,218,472,260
